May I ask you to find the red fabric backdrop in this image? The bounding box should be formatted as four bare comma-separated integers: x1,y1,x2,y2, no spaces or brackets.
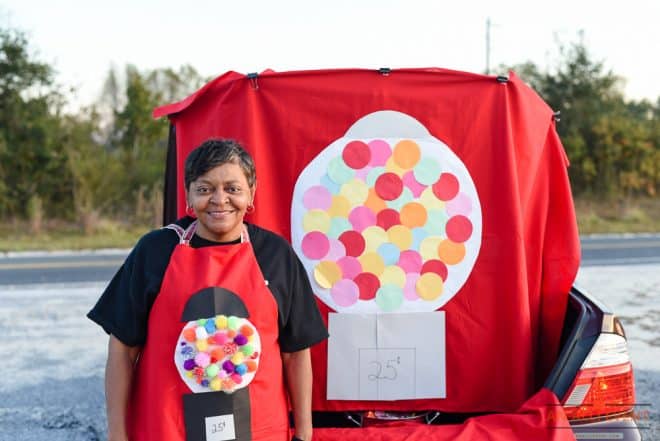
154,68,580,417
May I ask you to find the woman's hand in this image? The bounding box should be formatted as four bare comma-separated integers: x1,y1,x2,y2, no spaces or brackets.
282,348,313,441
105,335,141,441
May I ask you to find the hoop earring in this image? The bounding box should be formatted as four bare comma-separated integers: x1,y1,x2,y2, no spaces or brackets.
185,205,196,218
246,204,255,214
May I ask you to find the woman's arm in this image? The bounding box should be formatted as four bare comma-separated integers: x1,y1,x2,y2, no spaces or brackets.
105,335,141,441
281,348,313,441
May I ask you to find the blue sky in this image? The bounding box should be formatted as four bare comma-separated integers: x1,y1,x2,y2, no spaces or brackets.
2,0,658,108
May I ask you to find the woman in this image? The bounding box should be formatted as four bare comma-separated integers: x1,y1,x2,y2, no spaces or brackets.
88,139,328,441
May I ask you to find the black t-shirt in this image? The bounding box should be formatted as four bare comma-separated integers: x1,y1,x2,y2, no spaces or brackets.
87,217,328,353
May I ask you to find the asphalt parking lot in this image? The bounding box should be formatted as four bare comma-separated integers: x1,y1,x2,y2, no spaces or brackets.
0,263,658,440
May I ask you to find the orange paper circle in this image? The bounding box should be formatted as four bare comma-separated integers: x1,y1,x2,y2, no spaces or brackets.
400,202,428,228
438,239,466,265
393,140,421,169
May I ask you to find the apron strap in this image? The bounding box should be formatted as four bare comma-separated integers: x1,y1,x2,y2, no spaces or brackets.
163,221,250,245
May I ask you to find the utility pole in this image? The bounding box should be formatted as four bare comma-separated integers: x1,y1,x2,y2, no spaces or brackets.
485,17,491,75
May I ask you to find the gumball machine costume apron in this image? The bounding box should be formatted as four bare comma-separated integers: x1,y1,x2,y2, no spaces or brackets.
127,221,289,441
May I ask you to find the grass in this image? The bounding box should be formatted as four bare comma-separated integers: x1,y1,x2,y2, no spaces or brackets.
1,197,658,252
0,219,152,252
574,196,660,235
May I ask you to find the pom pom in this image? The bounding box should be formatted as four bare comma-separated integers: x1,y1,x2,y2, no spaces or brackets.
183,359,196,371
231,373,243,385
222,360,235,374
210,378,221,391
193,367,205,377
245,361,257,372
215,315,228,329
201,379,209,387
196,318,207,326
183,328,196,342
250,351,259,359
194,352,210,368
181,346,193,356
210,348,224,361
186,371,194,378
213,333,228,345
205,364,220,377
239,324,254,337
240,344,254,357
227,330,237,338
231,352,244,365
218,369,228,379
222,342,238,355
235,364,248,375
195,327,208,340
227,316,240,330
234,334,248,346
196,340,208,352
204,320,216,334
221,378,234,391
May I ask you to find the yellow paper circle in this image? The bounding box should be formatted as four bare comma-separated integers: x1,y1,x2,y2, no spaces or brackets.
379,265,406,288
385,156,407,177
387,224,413,250
358,252,385,276
438,239,466,265
393,140,421,169
314,260,342,288
416,272,444,300
419,187,445,210
362,226,388,252
303,209,331,233
419,236,443,260
328,195,351,217
340,179,369,206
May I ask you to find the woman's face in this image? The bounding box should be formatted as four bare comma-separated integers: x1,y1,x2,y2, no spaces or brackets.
186,161,255,242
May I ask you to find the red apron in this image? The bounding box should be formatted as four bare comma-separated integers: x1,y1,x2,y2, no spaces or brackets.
127,222,289,441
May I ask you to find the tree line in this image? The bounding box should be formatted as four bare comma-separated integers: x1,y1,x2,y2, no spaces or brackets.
0,25,657,233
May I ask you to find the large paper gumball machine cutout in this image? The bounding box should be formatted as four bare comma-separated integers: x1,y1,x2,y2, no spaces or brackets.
292,111,482,313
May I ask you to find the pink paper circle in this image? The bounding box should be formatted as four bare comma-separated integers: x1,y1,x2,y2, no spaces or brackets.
331,279,360,307
348,206,376,232
404,273,421,300
355,165,373,181
368,139,392,166
446,192,472,216
402,171,427,198
301,231,330,260
303,185,333,210
337,256,362,279
398,250,423,273
326,238,347,260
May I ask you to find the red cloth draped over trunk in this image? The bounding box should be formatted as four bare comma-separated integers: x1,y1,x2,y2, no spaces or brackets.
154,68,579,440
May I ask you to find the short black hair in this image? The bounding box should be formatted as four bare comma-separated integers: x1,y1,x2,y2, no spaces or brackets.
184,139,256,190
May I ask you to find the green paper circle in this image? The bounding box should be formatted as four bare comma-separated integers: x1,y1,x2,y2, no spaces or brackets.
328,156,355,185
413,157,441,186
375,284,404,312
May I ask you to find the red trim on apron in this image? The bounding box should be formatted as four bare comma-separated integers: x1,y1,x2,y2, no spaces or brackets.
127,223,289,441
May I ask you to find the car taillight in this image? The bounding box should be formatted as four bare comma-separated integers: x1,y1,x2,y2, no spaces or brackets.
563,333,635,420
